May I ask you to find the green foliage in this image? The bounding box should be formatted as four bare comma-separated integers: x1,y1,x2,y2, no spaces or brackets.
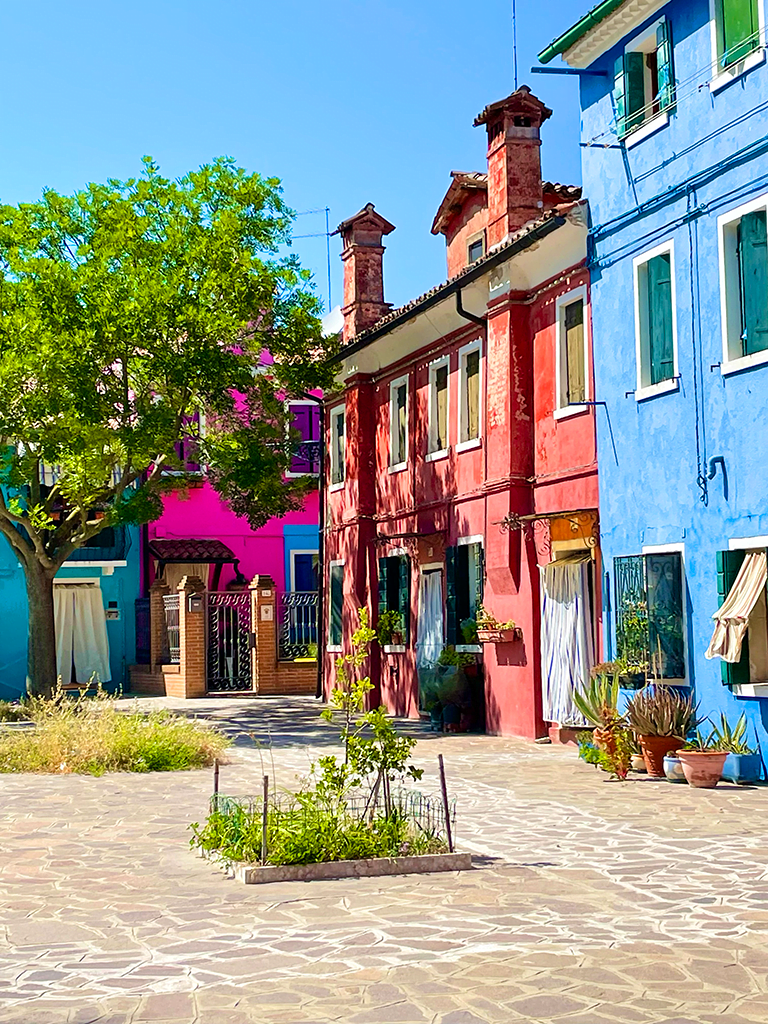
376,609,404,645
460,617,479,644
437,646,475,668
476,605,516,630
0,685,229,774
572,669,621,728
616,597,650,672
626,684,698,738
0,701,30,722
0,155,331,574
577,731,602,766
708,713,756,754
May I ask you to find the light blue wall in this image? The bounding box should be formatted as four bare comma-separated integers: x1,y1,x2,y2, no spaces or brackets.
579,0,768,750
282,523,320,592
0,529,141,699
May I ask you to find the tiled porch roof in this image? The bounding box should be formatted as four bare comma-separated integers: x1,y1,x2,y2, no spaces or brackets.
148,539,238,564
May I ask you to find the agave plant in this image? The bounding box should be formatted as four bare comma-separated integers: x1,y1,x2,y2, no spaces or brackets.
572,670,621,728
626,685,698,738
708,713,756,754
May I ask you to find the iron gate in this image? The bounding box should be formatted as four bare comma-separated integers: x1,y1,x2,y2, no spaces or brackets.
206,592,253,692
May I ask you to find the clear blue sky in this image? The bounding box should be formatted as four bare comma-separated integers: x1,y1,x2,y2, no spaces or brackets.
1,0,584,312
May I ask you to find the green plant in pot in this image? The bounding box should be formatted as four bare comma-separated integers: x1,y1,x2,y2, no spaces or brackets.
703,713,760,786
460,617,479,645
626,685,698,778
572,669,632,780
377,610,404,646
678,722,728,789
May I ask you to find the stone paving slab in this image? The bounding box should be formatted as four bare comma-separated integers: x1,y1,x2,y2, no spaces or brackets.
1,696,768,1021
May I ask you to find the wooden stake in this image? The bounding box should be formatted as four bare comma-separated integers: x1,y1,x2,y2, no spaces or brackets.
261,774,269,865
437,753,454,853
213,759,219,811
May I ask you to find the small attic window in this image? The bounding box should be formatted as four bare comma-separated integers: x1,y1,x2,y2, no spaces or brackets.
513,115,532,127
489,119,504,142
468,237,485,265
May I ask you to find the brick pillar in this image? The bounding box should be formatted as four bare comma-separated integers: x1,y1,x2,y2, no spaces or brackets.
250,575,277,695
149,580,169,668
178,575,206,698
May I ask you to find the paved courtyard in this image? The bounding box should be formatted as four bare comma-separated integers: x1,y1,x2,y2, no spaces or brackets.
2,696,768,1023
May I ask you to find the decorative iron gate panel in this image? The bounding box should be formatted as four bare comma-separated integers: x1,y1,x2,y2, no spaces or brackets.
162,594,180,664
206,592,253,692
278,591,318,660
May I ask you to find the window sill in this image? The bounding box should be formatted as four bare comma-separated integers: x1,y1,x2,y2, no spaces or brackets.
329,481,345,493
721,348,768,376
285,470,320,479
382,644,406,654
635,378,679,402
62,559,128,568
710,48,765,94
554,403,589,421
733,682,768,697
624,111,670,149
425,448,449,463
327,644,342,654
388,462,408,475
455,644,481,654
455,438,482,454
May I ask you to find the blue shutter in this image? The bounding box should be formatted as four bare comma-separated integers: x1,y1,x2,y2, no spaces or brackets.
648,253,674,385
656,21,675,111
716,550,751,686
738,211,768,356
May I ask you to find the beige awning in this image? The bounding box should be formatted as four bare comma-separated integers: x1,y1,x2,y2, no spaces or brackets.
706,551,767,663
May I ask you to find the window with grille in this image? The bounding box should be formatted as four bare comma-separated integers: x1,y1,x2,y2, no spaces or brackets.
378,554,411,644
614,551,686,681
286,402,321,476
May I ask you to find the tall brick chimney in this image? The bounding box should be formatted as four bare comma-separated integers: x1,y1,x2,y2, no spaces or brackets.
335,203,395,344
473,86,552,249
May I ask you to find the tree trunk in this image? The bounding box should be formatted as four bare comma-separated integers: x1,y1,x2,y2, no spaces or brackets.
24,564,58,698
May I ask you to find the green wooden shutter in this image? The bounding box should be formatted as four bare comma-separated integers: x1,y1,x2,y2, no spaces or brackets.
656,21,675,110
614,56,627,138
330,566,343,647
398,556,410,643
718,0,758,67
446,547,458,645
716,549,751,685
648,253,674,385
738,211,768,356
625,52,646,132
473,543,485,616
378,557,388,623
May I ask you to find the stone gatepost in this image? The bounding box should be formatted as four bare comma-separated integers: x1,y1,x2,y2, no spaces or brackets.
149,579,170,668
250,575,277,695
177,575,207,698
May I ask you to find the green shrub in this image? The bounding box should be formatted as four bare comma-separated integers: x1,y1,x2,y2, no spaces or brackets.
0,701,30,722
0,687,229,774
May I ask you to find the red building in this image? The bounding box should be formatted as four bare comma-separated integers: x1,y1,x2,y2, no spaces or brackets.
323,87,601,739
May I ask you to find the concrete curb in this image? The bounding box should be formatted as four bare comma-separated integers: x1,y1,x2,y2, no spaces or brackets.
204,849,472,884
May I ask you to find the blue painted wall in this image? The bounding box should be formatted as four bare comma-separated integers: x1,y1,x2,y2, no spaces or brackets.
576,0,768,749
282,523,320,592
0,529,141,699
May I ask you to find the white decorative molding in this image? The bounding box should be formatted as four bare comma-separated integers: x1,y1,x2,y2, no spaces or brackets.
563,0,669,68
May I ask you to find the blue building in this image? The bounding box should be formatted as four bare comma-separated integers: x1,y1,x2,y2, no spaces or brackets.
539,0,768,749
0,525,140,700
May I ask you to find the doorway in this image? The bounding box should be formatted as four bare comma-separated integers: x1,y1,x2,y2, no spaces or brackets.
53,582,111,686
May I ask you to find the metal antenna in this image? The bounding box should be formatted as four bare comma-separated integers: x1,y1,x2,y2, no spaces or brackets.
325,207,332,312
512,0,519,89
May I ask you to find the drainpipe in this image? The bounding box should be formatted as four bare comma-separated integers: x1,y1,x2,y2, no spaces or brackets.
299,392,326,699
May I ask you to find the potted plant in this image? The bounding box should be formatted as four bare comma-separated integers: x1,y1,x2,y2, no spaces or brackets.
460,617,479,645
616,597,649,688
678,724,728,788
377,610,404,647
711,713,762,785
475,606,523,644
626,685,698,778
662,753,687,783
572,669,632,780
294,641,318,663
436,647,475,732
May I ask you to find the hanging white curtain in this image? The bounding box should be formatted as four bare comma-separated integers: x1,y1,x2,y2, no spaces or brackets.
540,558,594,726
706,551,767,663
54,584,111,685
417,571,444,668
162,562,210,593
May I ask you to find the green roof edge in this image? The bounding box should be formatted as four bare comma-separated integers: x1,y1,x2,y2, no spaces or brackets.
537,0,627,64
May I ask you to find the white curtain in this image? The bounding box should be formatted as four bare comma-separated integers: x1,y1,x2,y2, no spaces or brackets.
706,551,767,663
54,584,111,685
540,558,594,726
417,571,444,668
162,562,210,593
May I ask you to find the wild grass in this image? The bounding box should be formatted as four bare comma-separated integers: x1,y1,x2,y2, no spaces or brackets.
0,701,30,722
0,687,230,775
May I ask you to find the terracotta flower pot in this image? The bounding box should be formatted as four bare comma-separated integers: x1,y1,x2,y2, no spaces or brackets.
630,753,647,773
639,734,685,777
678,750,728,789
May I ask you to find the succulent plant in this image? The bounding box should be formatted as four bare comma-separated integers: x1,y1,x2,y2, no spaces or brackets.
626,685,698,738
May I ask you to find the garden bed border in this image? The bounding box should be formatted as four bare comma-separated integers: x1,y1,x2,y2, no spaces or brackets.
203,849,472,884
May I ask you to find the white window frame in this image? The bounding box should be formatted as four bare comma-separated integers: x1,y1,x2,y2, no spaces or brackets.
426,356,451,461
284,399,320,479
329,405,346,492
327,559,344,652
388,374,409,473
641,542,689,686
633,239,680,401
455,534,483,653
718,192,768,375
725,535,768,695
709,0,766,94
457,338,483,452
289,549,318,591
467,231,486,266
622,18,672,149
554,285,590,420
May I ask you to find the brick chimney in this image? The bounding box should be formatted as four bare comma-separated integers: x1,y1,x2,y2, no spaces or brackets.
473,86,552,249
335,203,395,344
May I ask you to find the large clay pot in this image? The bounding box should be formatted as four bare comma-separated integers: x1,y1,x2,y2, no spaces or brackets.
678,750,727,788
639,734,685,777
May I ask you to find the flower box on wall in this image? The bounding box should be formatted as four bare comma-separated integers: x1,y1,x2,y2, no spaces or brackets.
476,627,523,644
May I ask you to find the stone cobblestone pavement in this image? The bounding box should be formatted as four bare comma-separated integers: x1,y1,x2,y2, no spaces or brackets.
2,696,768,1023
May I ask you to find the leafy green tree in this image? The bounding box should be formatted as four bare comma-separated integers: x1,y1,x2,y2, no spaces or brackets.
0,157,334,697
